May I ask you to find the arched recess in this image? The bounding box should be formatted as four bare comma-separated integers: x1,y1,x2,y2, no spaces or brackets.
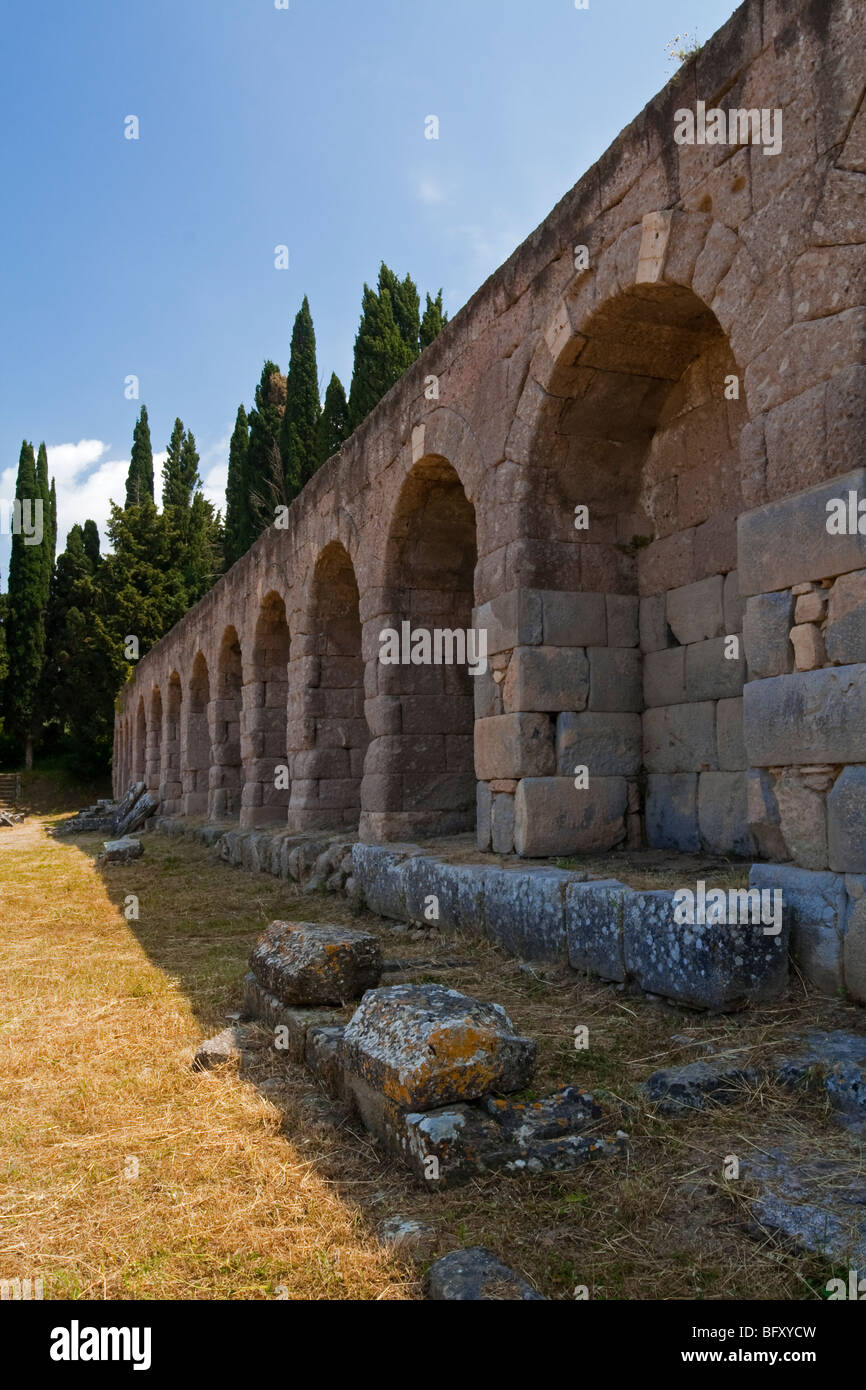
133,698,147,784
182,652,211,816
145,687,162,793
241,591,292,828
209,626,244,820
159,672,183,815
287,542,367,832
361,454,478,841
502,244,750,859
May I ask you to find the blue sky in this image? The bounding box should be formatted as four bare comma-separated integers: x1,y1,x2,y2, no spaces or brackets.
0,0,740,574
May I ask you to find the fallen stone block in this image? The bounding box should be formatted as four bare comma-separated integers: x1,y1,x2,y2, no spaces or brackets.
774,1030,866,1133
426,1247,546,1301
249,921,383,1006
402,855,489,935
377,1218,437,1260
305,1025,346,1095
117,790,158,836
351,843,422,919
750,863,845,996
640,1059,758,1113
740,1147,866,1269
339,983,536,1112
100,836,143,864
193,1025,246,1070
242,973,342,1061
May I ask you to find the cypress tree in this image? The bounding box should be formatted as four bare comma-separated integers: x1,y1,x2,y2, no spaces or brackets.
348,281,409,430
4,441,50,766
379,264,421,359
82,519,100,568
246,362,287,538
125,405,154,507
315,373,350,466
280,296,321,497
161,418,188,510
420,289,448,349
224,405,251,567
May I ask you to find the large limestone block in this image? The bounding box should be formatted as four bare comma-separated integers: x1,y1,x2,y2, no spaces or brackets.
473,589,543,655
717,697,747,771
555,711,642,777
474,712,555,779
685,637,746,702
639,593,671,654
844,882,866,1005
644,647,686,708
775,770,829,870
588,647,642,712
566,880,628,981
513,776,627,857
643,703,717,773
541,590,606,647
747,769,789,861
827,767,866,874
403,855,489,935
738,469,866,596
698,771,753,856
502,646,589,713
351,843,422,918
826,569,866,664
646,773,700,852
623,889,789,1010
606,594,639,648
743,665,866,766
742,592,794,679
750,864,846,996
339,984,536,1111
482,866,571,960
666,576,725,645
250,921,383,1006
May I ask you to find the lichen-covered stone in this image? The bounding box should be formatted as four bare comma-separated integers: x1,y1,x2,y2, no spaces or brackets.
566,879,628,981
193,1025,246,1070
242,973,342,1061
774,1030,866,1133
482,866,570,960
426,1247,546,1301
101,836,143,864
249,921,383,1006
339,983,536,1111
749,863,845,995
640,1059,758,1113
741,1147,866,1269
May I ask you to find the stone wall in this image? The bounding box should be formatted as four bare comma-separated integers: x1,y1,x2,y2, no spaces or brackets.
115,0,865,892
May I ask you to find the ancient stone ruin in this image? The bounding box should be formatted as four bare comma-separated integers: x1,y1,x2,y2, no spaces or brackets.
114,0,866,1008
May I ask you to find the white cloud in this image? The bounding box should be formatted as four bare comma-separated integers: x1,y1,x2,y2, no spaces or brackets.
416,176,448,205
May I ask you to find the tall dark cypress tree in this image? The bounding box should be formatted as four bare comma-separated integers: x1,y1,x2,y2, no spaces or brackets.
379,264,421,359
280,296,321,497
82,519,100,569
125,405,154,507
4,441,50,766
162,418,188,510
315,373,350,466
420,290,448,349
246,362,287,538
348,281,409,430
224,404,251,567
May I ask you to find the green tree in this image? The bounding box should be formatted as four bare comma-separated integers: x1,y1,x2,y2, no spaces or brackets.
224,404,251,567
280,296,321,497
378,265,421,359
125,405,154,507
420,289,448,349
82,518,101,569
348,279,410,429
4,441,50,765
246,362,288,538
315,373,350,466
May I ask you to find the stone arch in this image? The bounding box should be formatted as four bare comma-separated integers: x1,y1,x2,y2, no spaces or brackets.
495,219,751,857
133,697,147,784
288,542,367,832
209,626,244,820
145,686,162,793
183,652,211,816
361,454,478,841
160,671,183,815
241,590,292,828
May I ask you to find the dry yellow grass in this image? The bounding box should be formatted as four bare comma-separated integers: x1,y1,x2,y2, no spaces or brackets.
1,811,862,1301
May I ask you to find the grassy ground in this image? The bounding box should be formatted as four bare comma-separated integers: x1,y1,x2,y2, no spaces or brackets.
1,810,863,1300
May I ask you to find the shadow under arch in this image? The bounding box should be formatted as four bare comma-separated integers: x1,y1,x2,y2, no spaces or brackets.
242,590,292,828
210,626,244,820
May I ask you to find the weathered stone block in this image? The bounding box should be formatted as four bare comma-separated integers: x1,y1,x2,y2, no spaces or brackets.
644,646,686,708
717,697,746,771
566,879,628,981
646,773,700,851
749,863,846,996
541,590,606,647
666,575,725,645
242,973,341,1061
351,842,421,917
476,781,492,851
743,665,866,766
738,469,866,596
775,770,829,870
723,570,744,634
426,1248,545,1300
193,1025,245,1071
743,592,794,680
482,865,571,959
502,646,589,713
698,771,753,856
639,592,671,653
588,647,642,711
623,889,789,1011
249,921,383,1006
403,855,489,935
474,712,555,779
826,569,866,664
643,703,717,773
844,884,866,1005
686,637,746,702
640,1060,758,1113
746,770,788,861
491,792,515,854
101,836,143,864
827,767,866,874
339,983,536,1110
556,711,642,777
473,589,543,655
605,593,639,647
790,622,826,671
513,777,627,857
